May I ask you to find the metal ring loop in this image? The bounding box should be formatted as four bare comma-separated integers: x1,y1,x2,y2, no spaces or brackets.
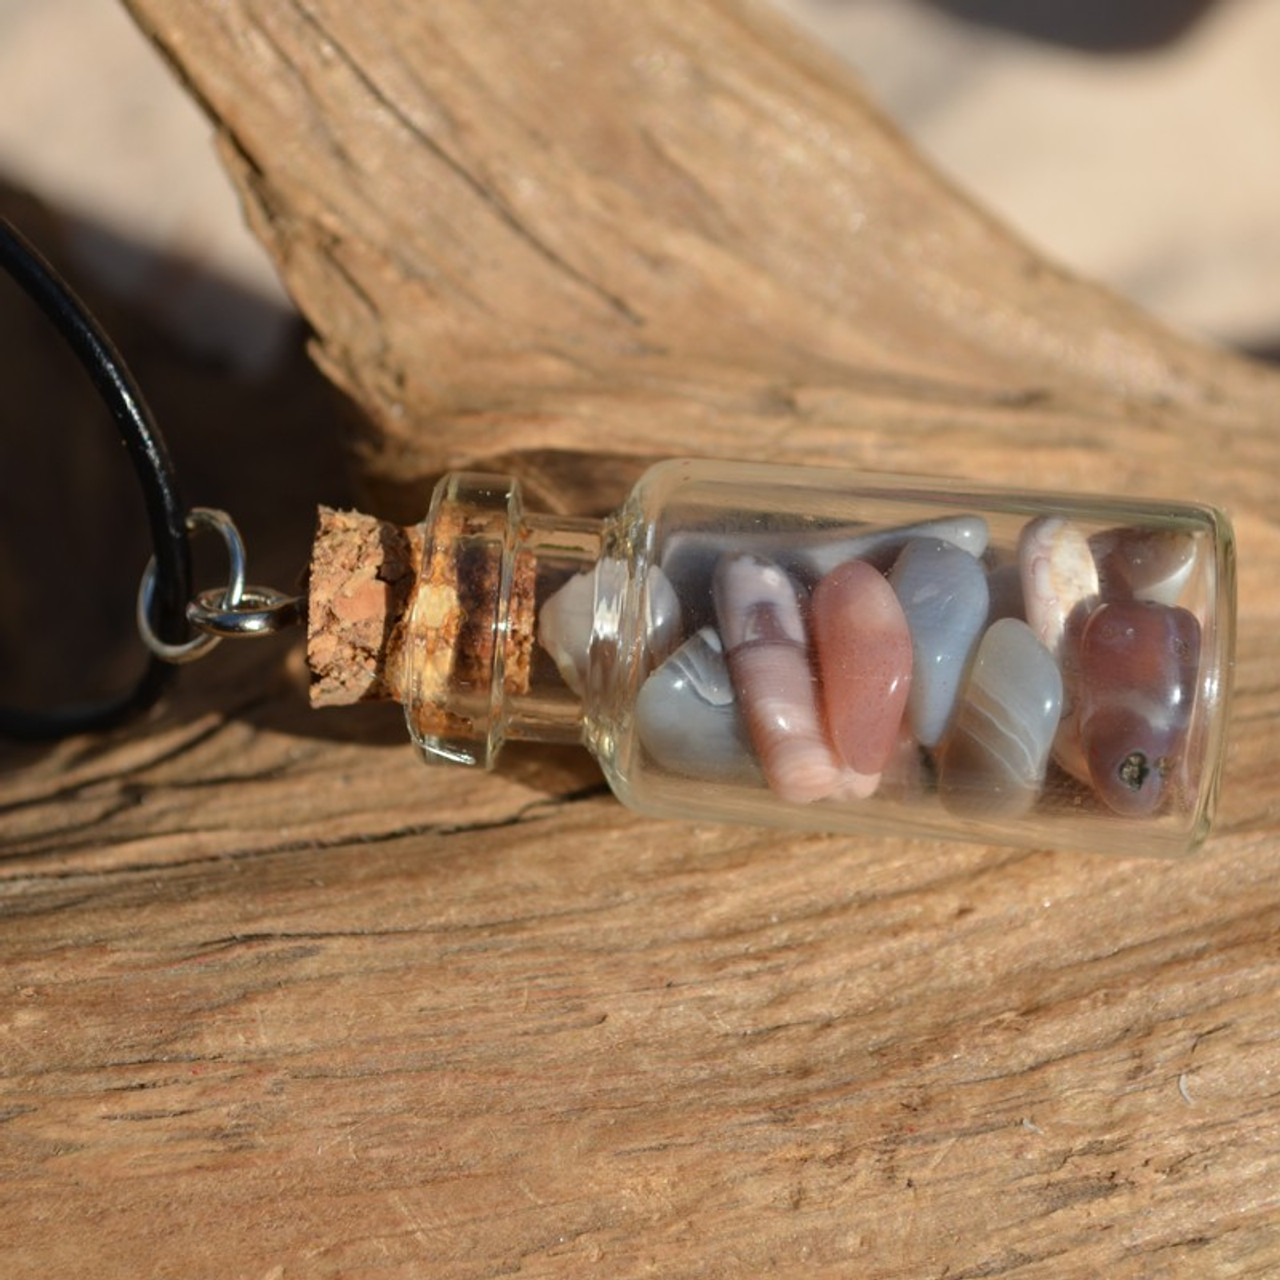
137,508,248,664
188,585,304,639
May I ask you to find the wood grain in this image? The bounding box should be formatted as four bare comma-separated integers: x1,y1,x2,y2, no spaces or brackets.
3,2,1280,1276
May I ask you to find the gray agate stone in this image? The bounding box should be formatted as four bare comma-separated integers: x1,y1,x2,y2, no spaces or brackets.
635,627,762,784
782,515,989,581
660,515,989,618
938,618,1063,818
889,538,990,748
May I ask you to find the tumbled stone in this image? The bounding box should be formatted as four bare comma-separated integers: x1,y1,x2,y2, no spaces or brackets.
889,538,989,748
661,515,989,610
538,562,682,696
1077,600,1201,815
1019,517,1099,658
1090,526,1197,607
811,559,913,776
938,619,1063,817
791,515,989,581
635,628,761,784
714,555,862,803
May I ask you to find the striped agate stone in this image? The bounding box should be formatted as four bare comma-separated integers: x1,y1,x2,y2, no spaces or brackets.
713,554,875,803
937,618,1063,817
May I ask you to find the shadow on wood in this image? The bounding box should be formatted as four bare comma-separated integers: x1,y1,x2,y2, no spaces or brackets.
0,183,382,749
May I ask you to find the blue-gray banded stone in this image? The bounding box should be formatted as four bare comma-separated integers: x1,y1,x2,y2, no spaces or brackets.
889,538,990,748
660,515,989,615
937,618,1063,818
635,627,762,784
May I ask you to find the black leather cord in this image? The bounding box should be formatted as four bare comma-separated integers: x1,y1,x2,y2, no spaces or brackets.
0,217,192,740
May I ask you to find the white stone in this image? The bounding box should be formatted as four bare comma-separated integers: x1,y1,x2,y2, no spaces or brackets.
1018,517,1099,659
538,563,682,696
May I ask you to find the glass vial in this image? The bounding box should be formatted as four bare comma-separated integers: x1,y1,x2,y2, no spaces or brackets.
402,460,1235,856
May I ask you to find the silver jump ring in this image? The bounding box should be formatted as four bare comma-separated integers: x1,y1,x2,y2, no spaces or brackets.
188,585,304,638
137,507,248,664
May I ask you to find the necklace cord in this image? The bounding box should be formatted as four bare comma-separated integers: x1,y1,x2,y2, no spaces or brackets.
0,217,192,741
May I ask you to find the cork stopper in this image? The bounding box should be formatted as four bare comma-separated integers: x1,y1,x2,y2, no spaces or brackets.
305,504,533,715
307,507,423,707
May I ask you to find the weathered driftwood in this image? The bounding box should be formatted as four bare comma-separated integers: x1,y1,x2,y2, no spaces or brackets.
2,2,1280,1277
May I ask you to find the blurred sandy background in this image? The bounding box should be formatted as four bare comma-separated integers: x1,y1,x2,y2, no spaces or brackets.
776,0,1280,357
2,0,1277,371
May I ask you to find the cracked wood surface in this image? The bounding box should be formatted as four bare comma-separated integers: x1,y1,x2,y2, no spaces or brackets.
3,2,1280,1277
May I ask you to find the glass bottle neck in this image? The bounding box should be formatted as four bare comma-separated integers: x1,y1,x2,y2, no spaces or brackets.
402,472,605,768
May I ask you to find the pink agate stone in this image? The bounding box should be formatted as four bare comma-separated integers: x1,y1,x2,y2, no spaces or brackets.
714,555,860,804
1078,600,1201,815
811,560,913,777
